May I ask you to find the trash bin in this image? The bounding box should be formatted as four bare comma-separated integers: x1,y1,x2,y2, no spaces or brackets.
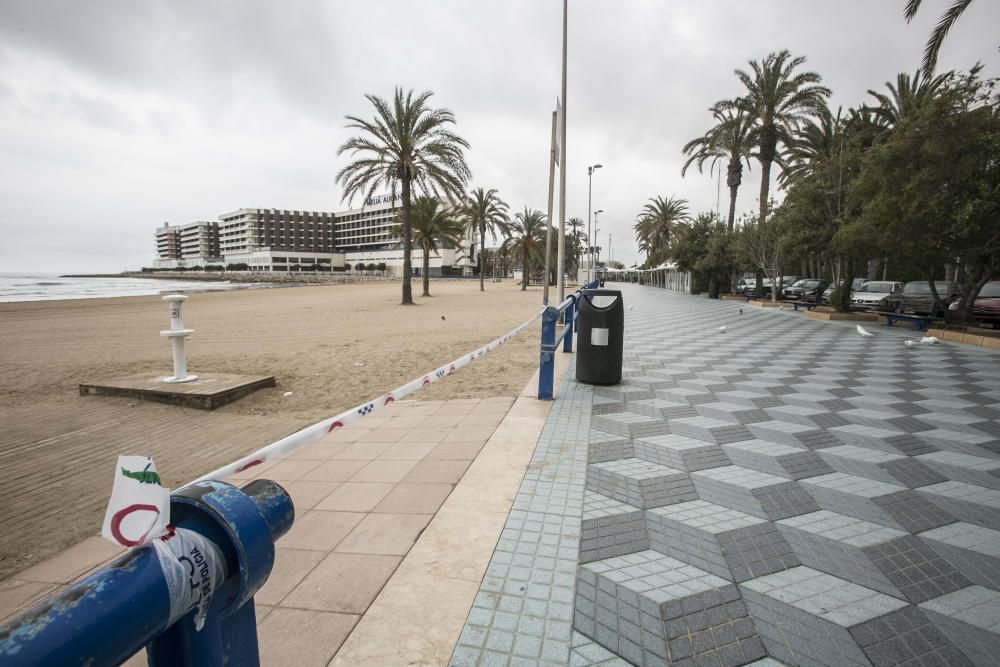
575,289,624,385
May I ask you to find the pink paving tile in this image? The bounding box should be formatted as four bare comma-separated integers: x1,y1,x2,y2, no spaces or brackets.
255,547,326,606
396,428,451,444
373,483,453,515
349,459,418,483
282,552,401,613
401,460,471,484
424,441,486,461
259,459,321,482
257,608,358,667
299,459,368,482
355,428,410,443
335,513,433,556
377,443,436,460
329,441,394,460
279,510,363,551
315,482,394,512
277,480,342,511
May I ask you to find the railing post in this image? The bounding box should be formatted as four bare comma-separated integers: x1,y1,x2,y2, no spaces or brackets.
0,479,294,667
538,306,558,400
563,296,575,353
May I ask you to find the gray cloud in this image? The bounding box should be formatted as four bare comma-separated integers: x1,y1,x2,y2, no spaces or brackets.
0,0,997,272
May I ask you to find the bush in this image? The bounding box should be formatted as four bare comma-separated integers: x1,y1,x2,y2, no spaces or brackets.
226,263,249,271
343,263,352,271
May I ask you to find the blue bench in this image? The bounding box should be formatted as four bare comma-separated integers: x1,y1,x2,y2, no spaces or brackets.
875,311,937,331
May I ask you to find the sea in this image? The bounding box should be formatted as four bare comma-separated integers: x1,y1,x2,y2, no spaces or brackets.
0,273,269,303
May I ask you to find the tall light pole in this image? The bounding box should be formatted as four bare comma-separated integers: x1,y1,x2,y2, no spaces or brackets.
586,164,602,283
593,209,604,276
556,0,568,303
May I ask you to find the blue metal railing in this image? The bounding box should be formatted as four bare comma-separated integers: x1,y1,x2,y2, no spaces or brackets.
0,479,293,666
538,281,598,399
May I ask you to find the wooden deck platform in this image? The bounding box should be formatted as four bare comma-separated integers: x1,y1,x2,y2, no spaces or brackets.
80,373,276,410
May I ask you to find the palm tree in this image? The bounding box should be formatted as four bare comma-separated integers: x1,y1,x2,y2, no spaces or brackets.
503,208,547,291
461,187,510,292
633,196,691,267
336,87,471,305
905,0,977,76
566,218,589,273
682,108,756,230
866,70,951,132
719,50,830,224
409,196,464,297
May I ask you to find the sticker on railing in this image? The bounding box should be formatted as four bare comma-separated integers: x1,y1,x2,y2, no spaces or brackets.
101,456,170,548
591,328,610,346
153,527,226,630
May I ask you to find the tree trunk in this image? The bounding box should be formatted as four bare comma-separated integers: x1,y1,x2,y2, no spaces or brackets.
708,277,720,299
479,226,486,292
726,159,741,231
521,247,528,291
422,245,431,297
400,178,414,305
758,128,777,224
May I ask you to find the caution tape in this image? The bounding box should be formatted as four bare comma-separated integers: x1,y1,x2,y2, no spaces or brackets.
182,306,546,487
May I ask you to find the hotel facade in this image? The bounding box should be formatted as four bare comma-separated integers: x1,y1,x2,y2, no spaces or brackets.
152,196,475,276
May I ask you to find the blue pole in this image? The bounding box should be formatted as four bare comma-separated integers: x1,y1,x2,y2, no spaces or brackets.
538,306,558,400
0,479,293,667
563,296,575,353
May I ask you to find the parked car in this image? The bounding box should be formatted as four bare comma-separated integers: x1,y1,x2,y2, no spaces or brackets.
734,278,757,295
761,275,799,297
949,281,1000,328
821,277,866,303
782,278,829,301
887,281,960,316
851,280,903,311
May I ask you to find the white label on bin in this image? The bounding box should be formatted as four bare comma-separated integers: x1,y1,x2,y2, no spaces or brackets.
591,327,610,346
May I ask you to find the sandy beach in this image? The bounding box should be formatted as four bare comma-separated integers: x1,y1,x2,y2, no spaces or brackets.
0,279,550,580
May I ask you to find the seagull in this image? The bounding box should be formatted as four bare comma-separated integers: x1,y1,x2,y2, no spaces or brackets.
629,305,634,311
718,326,727,333
904,339,917,347
441,315,446,320
739,308,743,315
282,391,293,397
920,336,940,345
856,325,874,337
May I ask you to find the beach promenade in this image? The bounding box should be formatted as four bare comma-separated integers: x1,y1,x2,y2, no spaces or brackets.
4,284,1000,666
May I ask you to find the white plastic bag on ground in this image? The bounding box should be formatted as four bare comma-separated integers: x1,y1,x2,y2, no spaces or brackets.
101,455,170,548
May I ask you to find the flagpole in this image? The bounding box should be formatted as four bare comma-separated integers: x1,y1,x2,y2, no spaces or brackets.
543,109,557,305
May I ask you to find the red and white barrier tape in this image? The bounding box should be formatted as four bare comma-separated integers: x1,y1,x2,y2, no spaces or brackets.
182,306,547,488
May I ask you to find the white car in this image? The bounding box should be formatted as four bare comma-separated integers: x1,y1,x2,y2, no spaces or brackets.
852,280,903,310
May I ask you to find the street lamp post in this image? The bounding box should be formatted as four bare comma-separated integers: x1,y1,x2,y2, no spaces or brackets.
594,209,604,278
587,164,602,283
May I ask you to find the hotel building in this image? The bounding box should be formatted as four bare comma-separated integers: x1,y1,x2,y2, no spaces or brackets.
151,196,476,275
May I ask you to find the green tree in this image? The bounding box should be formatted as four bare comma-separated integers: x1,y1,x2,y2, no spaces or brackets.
503,208,547,291
867,70,951,133
853,69,1000,322
905,0,978,76
682,108,756,230
336,87,470,305
669,213,736,297
634,196,691,267
409,196,464,297
461,187,510,292
719,50,831,223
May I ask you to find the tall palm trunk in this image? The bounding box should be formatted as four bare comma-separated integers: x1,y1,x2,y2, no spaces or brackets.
479,226,486,292
422,243,431,297
758,128,777,223
401,176,414,304
726,159,742,231
521,248,528,291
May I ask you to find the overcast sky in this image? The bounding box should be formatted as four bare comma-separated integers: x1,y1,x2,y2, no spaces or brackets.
0,1,997,273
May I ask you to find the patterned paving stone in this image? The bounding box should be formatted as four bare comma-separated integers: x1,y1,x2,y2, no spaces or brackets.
624,398,699,420
918,482,1000,531
740,566,909,666
848,605,975,666
691,465,820,521
713,390,786,410
831,424,940,456
748,420,841,450
632,434,730,472
919,586,1000,667
861,534,972,604
764,404,849,429
775,510,907,598
917,429,1000,458
588,429,634,464
720,439,833,481
669,416,754,445
646,500,799,583
695,401,772,425
591,412,671,440
915,451,1000,489
919,522,1000,591
576,550,767,667
581,491,648,564
586,458,697,510
818,444,907,485
800,472,917,530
